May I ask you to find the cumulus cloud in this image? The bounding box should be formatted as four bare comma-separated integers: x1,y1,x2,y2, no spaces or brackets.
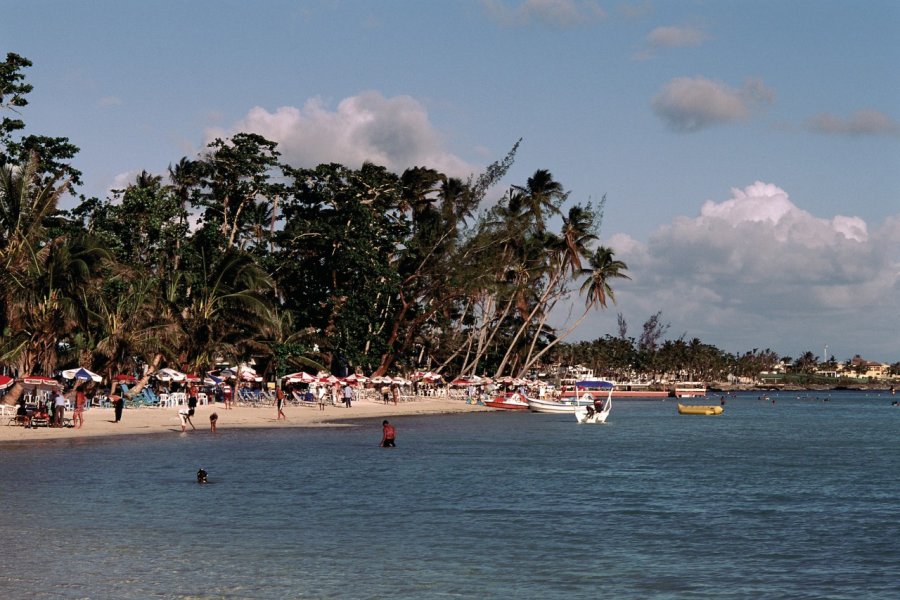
482,0,605,28
804,109,900,137
652,76,775,132
647,25,708,48
634,24,709,59
575,182,900,360
207,91,475,178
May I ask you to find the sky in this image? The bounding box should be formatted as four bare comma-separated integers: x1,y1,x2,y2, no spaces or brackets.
4,0,899,364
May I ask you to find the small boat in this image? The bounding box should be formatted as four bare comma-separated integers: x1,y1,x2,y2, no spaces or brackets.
484,392,530,410
528,396,592,413
677,403,723,416
671,382,707,398
574,381,614,424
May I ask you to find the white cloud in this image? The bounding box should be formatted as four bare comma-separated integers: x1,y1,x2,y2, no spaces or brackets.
805,109,900,137
207,91,475,178
574,182,900,361
652,76,775,132
482,0,605,28
646,25,708,48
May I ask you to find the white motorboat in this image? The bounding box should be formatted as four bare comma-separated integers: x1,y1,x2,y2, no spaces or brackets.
528,396,592,413
574,382,614,424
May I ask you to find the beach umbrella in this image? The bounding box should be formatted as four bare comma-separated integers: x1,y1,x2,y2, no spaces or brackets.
61,367,103,383
284,371,316,384
113,374,137,383
22,375,59,387
0,375,13,390
184,373,201,382
204,373,223,386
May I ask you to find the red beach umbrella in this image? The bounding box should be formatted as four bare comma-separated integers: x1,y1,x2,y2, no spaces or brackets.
113,374,137,383
0,375,13,390
22,375,59,386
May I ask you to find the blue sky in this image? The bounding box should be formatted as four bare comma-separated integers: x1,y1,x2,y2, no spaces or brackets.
4,0,899,363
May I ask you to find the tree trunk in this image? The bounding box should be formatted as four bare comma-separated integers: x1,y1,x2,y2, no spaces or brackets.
126,353,164,398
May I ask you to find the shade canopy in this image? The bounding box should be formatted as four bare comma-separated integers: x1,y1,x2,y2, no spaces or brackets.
0,375,13,390
284,371,316,384
61,367,103,383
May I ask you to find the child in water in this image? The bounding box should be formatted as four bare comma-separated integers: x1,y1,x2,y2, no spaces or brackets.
197,468,208,484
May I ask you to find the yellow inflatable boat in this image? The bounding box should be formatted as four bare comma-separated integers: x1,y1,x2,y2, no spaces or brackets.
677,403,724,416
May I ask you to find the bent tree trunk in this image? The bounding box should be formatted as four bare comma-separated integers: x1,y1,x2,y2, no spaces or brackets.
125,353,164,398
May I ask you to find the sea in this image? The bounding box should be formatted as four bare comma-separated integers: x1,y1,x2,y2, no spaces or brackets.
1,390,897,599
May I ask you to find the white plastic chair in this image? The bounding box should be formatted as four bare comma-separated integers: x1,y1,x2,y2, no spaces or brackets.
158,393,171,408
197,392,207,405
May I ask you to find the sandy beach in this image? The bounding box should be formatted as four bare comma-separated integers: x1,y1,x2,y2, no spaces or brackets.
0,396,491,444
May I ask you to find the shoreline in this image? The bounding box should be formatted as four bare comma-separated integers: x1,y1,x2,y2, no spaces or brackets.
0,396,491,446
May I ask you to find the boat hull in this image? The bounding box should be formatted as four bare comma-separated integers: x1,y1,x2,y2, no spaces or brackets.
677,403,723,415
484,394,530,410
574,388,613,424
528,397,592,413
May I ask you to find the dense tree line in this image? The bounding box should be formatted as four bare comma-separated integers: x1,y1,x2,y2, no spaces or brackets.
0,53,631,403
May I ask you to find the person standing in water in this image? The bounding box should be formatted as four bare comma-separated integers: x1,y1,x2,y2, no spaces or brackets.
381,420,396,447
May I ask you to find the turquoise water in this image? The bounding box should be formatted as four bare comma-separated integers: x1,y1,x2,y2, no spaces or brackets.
1,391,897,599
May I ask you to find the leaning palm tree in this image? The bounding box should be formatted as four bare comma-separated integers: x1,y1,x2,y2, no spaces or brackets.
579,246,630,309
516,246,630,376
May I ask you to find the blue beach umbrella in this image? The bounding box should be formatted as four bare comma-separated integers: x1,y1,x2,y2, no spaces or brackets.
61,367,103,383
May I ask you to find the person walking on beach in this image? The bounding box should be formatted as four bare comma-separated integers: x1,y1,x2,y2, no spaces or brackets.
73,389,87,428
53,390,66,427
223,384,233,409
391,383,400,405
342,383,353,408
381,384,390,404
381,420,396,447
112,394,125,422
209,412,218,432
276,387,286,420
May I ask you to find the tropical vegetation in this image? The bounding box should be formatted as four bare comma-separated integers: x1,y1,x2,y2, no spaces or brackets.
0,52,634,402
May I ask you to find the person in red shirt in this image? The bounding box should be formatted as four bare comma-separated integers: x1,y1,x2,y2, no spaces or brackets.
381,420,396,447
276,387,286,420
73,389,87,428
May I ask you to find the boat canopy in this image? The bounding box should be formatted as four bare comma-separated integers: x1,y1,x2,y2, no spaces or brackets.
576,380,614,389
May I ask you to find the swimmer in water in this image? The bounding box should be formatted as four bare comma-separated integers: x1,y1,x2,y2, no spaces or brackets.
197,468,208,484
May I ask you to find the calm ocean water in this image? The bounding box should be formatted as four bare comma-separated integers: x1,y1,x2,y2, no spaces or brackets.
1,390,898,599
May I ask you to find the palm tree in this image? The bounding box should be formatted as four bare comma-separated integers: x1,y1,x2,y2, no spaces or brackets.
0,153,89,404
579,246,630,309
510,169,567,233
515,246,630,376
178,251,276,373
91,276,181,382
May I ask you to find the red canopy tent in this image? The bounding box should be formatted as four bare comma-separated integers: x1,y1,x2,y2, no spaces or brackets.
0,374,14,390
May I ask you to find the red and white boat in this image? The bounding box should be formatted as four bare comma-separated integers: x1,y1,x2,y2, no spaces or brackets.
484,392,530,410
